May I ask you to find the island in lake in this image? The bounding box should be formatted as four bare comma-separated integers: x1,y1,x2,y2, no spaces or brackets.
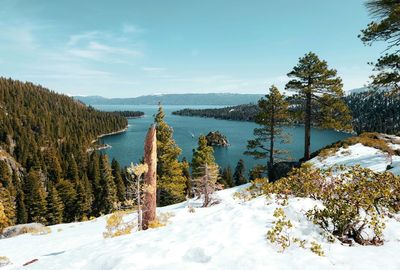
205,131,229,147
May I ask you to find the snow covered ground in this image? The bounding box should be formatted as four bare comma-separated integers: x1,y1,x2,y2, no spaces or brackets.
1,135,400,270
309,142,400,176
1,184,400,270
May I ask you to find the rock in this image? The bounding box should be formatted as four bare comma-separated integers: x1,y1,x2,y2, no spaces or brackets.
271,161,301,182
1,223,49,239
205,131,229,147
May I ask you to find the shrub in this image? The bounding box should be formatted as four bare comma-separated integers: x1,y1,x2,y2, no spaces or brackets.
266,208,293,252
268,165,400,245
103,211,135,238
148,212,175,229
0,256,11,267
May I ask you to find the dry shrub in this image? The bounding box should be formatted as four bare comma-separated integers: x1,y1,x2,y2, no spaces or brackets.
148,212,175,229
0,256,11,267
103,211,135,238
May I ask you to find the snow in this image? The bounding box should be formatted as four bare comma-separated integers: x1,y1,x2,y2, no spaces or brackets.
309,143,400,176
1,185,400,270
2,135,400,269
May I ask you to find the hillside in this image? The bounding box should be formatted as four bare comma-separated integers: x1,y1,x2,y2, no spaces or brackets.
0,78,129,229
1,134,399,270
74,93,264,106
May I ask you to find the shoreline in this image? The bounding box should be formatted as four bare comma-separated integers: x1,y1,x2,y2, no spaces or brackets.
90,125,129,144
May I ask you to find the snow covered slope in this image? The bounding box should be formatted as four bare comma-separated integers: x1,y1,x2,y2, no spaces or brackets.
1,185,400,270
309,142,400,176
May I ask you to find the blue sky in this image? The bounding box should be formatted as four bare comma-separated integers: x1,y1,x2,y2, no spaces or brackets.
0,0,386,97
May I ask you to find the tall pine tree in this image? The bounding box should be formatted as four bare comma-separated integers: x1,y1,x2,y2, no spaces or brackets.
155,105,186,206
245,85,290,180
24,170,47,224
285,52,352,160
191,135,217,178
98,154,117,214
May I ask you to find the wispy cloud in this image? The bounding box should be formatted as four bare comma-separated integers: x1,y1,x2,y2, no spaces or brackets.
122,24,145,34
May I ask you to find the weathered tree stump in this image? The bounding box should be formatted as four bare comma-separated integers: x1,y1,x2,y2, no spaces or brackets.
142,124,157,230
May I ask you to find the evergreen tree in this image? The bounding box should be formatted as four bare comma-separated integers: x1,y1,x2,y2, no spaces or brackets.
56,179,77,222
66,154,79,182
360,0,400,92
111,158,126,202
233,159,247,186
24,170,47,223
88,152,101,214
43,148,63,183
0,201,10,233
245,86,290,179
220,166,234,188
249,165,265,181
46,185,64,225
181,157,192,197
191,135,217,178
75,179,92,220
285,52,352,160
13,172,27,224
98,155,117,214
155,105,187,206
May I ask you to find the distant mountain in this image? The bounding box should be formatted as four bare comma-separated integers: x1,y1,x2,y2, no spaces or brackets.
346,87,370,95
74,93,264,106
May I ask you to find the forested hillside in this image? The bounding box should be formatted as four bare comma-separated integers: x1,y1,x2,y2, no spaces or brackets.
173,90,400,135
0,78,129,230
346,91,400,135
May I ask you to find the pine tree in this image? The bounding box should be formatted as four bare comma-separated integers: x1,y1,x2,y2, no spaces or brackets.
191,135,217,178
43,148,62,182
98,154,117,214
155,105,186,206
66,154,79,182
56,179,77,222
245,86,290,180
249,165,265,181
111,158,126,202
75,179,92,220
220,166,234,188
13,172,27,224
0,201,10,233
360,0,400,92
24,170,47,224
181,157,192,197
46,185,64,225
233,159,247,186
88,152,101,214
285,52,352,160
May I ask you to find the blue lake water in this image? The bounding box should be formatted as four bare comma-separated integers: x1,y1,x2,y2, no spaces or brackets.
94,105,352,173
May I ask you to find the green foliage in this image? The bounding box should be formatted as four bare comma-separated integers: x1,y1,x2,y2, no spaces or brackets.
46,185,64,225
266,208,293,252
285,52,352,160
98,155,117,214
346,91,400,135
155,105,187,206
233,159,247,186
24,170,47,224
360,1,400,92
191,135,216,178
0,78,128,225
267,165,400,245
111,158,126,202
245,86,290,179
56,179,77,222
220,166,234,188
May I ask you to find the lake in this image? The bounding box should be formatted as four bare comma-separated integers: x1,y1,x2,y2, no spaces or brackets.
94,105,352,173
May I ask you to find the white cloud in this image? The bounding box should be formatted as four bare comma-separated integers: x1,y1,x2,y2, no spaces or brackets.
122,24,145,34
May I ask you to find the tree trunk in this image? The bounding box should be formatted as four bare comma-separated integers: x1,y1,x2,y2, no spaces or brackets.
304,91,312,160
137,175,142,231
142,124,157,230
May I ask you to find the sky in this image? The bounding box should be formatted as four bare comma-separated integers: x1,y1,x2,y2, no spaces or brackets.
0,0,387,98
